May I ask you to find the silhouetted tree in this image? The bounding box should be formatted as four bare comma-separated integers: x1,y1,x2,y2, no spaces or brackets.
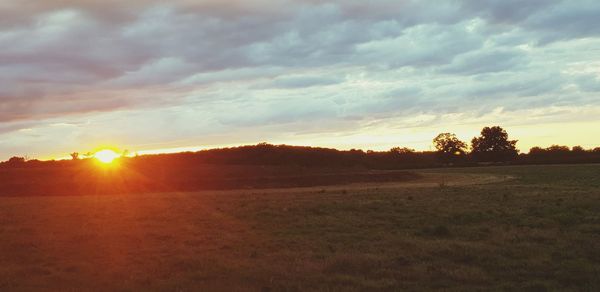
390,147,415,154
571,146,585,153
433,133,468,164
70,152,80,160
471,126,518,162
524,144,598,164
529,146,544,154
9,156,26,163
546,145,570,153
6,156,26,167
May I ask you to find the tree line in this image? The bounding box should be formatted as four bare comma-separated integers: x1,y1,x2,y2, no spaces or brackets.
1,126,599,169
432,126,600,165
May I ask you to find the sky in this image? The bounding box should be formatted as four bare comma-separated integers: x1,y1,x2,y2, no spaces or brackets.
1,0,599,160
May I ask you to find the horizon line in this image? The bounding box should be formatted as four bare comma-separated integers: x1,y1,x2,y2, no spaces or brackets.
6,141,600,163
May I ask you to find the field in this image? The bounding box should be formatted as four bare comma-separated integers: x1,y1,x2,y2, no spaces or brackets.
0,164,599,291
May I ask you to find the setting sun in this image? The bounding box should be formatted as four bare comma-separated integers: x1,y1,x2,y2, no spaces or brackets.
94,149,120,164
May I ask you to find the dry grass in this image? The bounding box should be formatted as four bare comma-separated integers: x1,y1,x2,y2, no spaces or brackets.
0,165,599,291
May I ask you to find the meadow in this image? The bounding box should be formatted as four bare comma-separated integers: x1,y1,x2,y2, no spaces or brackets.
0,164,598,291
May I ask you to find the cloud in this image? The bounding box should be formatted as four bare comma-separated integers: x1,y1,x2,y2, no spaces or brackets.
460,0,556,24
524,0,600,44
468,74,563,99
263,75,344,89
1,0,600,159
575,74,600,92
439,48,529,75
355,22,484,68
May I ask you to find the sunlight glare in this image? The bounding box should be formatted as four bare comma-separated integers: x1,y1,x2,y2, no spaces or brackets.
94,149,120,164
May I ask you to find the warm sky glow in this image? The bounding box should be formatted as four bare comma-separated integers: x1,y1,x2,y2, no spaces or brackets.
1,0,599,161
94,149,120,164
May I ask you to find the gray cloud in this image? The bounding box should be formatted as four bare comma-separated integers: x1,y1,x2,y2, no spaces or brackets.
265,75,344,89
524,0,600,44
439,48,529,75
466,72,565,99
460,0,556,24
575,74,600,92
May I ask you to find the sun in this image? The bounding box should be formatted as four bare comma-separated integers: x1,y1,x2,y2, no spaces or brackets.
94,149,120,164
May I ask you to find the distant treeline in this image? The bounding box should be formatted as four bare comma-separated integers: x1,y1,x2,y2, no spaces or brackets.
0,143,438,170
1,126,599,170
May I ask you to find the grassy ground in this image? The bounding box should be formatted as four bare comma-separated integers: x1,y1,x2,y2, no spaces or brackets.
0,164,598,291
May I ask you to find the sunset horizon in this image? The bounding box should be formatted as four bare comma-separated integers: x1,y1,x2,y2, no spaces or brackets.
1,1,599,290
1,1,599,162
6,121,600,162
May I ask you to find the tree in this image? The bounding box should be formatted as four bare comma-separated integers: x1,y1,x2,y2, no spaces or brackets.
546,145,570,153
70,152,80,160
390,147,415,154
471,126,518,162
571,146,585,153
6,156,26,167
529,146,545,155
433,133,468,164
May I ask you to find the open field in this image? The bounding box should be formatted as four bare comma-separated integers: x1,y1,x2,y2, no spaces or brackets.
0,164,599,291
0,164,421,196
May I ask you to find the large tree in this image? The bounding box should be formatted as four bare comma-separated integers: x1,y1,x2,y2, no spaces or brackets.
471,126,518,162
433,133,468,163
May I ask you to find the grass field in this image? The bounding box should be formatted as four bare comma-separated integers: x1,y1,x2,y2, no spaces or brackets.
0,164,599,291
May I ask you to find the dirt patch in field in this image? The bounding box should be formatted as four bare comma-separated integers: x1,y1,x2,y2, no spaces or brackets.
220,172,515,195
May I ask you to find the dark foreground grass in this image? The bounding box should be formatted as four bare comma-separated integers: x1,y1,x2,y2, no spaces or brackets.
0,164,599,291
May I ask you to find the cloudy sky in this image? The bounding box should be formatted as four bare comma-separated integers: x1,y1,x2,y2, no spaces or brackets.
1,0,599,160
